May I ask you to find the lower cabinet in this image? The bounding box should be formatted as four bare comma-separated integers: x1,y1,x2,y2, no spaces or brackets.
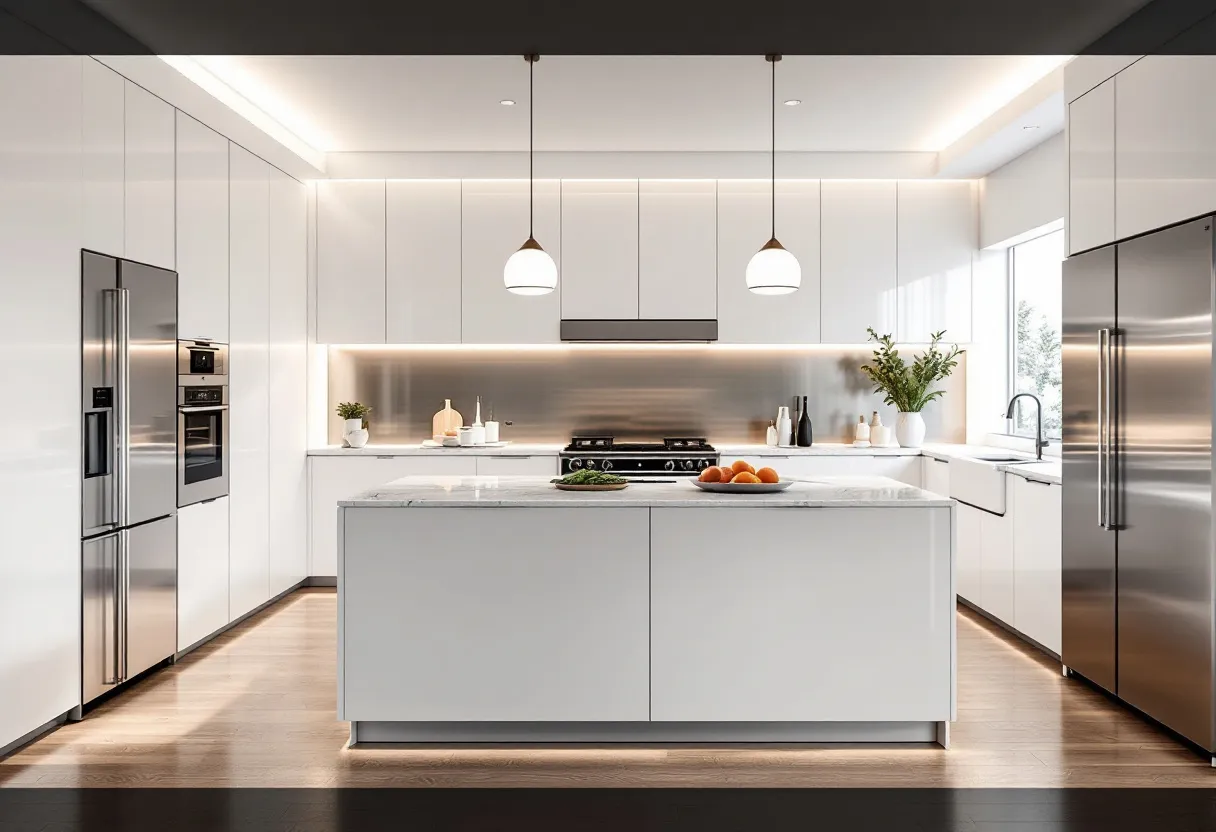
735,455,921,487
310,456,478,577
956,503,983,604
979,508,1014,624
474,455,558,477
1012,476,1063,653
923,456,950,496
177,497,230,652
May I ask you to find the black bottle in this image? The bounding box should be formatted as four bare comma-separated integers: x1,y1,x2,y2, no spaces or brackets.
796,395,813,447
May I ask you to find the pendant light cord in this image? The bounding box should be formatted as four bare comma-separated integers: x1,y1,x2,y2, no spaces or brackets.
528,54,535,238
770,54,776,240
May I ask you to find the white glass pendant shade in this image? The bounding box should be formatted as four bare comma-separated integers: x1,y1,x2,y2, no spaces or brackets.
746,237,801,295
503,236,557,295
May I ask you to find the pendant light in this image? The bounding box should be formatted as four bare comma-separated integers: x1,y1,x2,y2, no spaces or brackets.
504,54,558,296
746,54,801,295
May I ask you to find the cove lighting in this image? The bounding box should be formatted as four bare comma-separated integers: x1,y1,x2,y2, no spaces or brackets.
326,343,882,353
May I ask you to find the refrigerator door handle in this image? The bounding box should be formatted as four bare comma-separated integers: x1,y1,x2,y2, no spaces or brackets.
1105,328,1118,530
119,530,129,682
1097,328,1109,528
117,288,131,528
102,533,121,686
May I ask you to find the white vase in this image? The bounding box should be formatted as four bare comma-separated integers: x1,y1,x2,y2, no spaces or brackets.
896,411,926,448
346,428,369,449
344,418,363,435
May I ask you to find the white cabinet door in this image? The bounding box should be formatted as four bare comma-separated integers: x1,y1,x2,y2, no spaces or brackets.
896,180,974,343
716,180,821,343
0,55,85,753
821,180,897,343
268,168,309,597
123,81,175,269
82,58,124,257
177,497,230,651
1116,56,1216,240
386,179,461,343
474,455,558,477
316,179,386,343
228,143,270,621
560,180,639,320
639,180,717,320
1012,477,1062,653
175,111,229,342
1068,79,1116,253
956,503,983,605
923,456,950,496
461,179,561,343
310,456,478,576
731,455,920,486
980,499,1015,625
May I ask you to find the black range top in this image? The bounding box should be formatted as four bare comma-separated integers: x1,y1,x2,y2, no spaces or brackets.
560,436,719,478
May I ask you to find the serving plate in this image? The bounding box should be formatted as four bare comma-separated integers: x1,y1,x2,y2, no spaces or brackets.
554,482,629,492
691,479,795,494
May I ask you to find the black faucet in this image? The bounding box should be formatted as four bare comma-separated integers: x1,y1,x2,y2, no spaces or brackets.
1005,393,1047,460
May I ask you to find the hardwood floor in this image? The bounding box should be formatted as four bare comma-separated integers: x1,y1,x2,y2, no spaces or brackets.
2,588,1214,787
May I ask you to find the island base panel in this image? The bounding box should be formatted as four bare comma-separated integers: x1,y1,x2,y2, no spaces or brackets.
351,721,942,744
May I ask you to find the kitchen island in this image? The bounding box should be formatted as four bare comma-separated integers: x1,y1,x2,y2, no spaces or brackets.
337,476,955,746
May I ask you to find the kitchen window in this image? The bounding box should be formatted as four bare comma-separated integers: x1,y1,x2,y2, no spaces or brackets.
1008,228,1064,440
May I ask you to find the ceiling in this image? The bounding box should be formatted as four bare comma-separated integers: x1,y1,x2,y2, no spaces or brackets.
194,55,1068,155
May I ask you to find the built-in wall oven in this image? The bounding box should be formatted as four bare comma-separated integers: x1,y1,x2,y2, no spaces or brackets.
177,340,229,507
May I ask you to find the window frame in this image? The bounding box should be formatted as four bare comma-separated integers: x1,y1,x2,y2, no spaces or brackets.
1005,227,1065,441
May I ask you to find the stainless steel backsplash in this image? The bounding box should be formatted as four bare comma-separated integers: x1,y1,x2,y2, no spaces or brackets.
327,347,967,445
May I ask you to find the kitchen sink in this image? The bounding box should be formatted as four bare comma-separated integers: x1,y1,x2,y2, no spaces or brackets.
970,455,1032,463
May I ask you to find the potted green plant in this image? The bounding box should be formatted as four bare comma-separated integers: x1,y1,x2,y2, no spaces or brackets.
336,402,372,449
859,329,963,448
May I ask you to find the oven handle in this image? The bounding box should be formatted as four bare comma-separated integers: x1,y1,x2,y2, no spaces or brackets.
179,405,229,413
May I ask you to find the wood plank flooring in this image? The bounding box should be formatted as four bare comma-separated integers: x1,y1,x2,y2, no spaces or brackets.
2,588,1214,787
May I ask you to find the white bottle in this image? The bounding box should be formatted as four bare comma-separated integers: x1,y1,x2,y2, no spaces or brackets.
853,415,871,448
766,420,778,447
776,407,793,447
870,411,891,447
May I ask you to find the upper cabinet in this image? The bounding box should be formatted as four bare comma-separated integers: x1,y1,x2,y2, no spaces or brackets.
386,180,462,343
639,180,717,320
461,179,561,343
82,59,124,257
1068,79,1116,254
716,180,821,344
561,180,639,320
124,81,175,270
316,179,386,343
175,112,230,342
896,180,974,343
1115,56,1216,241
820,180,897,344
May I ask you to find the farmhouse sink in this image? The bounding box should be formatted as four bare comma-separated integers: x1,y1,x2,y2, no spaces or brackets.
948,456,1023,514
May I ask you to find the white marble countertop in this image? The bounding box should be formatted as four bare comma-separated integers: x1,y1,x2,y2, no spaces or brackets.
715,443,920,457
308,443,565,457
339,475,955,508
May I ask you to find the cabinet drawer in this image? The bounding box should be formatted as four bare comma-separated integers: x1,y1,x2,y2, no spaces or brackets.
475,456,558,477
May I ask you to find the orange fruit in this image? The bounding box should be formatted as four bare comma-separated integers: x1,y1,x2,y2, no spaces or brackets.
731,471,762,484
756,467,780,484
730,460,756,476
698,466,724,483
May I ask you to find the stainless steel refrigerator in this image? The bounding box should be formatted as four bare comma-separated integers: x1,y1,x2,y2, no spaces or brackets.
1062,216,1215,754
81,251,178,705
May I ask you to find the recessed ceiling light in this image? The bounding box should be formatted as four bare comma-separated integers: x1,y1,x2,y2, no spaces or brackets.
500,99,516,106
1023,124,1040,130
783,99,801,106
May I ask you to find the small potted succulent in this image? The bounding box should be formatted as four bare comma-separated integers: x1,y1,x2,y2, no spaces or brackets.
336,401,372,449
859,329,963,448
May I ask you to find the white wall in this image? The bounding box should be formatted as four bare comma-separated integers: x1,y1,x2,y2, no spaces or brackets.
979,132,1066,249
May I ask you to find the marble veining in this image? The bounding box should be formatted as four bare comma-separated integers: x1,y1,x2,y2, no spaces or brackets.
339,475,955,508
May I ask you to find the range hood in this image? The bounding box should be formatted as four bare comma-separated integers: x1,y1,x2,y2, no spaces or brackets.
560,319,718,342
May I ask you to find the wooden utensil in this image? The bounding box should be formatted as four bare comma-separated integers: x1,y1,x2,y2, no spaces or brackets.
432,399,463,437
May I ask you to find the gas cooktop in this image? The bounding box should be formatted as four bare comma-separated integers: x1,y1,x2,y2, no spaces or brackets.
559,436,718,478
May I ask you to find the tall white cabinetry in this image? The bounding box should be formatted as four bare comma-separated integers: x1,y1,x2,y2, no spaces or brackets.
0,54,85,755
316,179,386,343
175,112,230,342
228,143,271,621
561,180,639,320
386,180,462,343
82,59,124,256
896,181,973,343
638,180,717,320
820,181,897,343
123,81,175,270
1067,79,1116,254
461,179,561,343
1011,476,1062,653
177,497,230,651
268,169,309,596
716,180,821,343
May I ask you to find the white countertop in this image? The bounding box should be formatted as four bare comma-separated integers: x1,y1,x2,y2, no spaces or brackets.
338,475,955,509
716,443,920,457
308,443,565,457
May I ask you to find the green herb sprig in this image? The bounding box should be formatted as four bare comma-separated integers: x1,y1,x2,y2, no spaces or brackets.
858,329,963,413
552,470,627,486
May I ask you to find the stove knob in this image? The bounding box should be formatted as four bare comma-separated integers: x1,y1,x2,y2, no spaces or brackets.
664,460,676,472
602,460,613,471
683,460,696,471
585,459,596,469
697,459,709,470
569,458,582,470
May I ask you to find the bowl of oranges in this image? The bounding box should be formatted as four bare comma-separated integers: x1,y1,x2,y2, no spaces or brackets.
692,460,793,493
